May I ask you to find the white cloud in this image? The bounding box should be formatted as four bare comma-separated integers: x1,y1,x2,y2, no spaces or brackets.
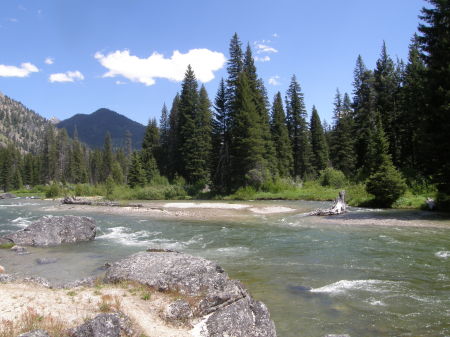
49,70,84,83
115,80,126,85
255,44,278,54
45,57,54,65
254,56,271,62
0,62,39,77
8,18,18,23
268,75,281,86
272,33,279,38
95,48,226,86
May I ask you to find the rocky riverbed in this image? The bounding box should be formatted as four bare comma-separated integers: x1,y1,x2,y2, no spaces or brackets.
0,215,277,337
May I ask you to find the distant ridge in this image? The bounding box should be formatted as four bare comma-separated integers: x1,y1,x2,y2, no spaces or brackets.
0,92,51,153
57,108,146,149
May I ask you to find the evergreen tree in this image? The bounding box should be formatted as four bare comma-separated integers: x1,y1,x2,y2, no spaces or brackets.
330,92,356,176
111,161,125,185
230,72,267,189
211,78,230,192
374,42,401,164
168,94,181,179
270,92,293,177
226,33,244,113
101,132,114,182
285,75,314,179
141,118,160,182
419,0,450,193
127,152,146,188
352,56,378,178
41,126,57,183
177,65,200,183
159,103,170,177
71,128,88,183
310,106,329,173
398,34,427,173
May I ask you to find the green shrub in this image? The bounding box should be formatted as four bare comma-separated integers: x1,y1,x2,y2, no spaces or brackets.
229,186,257,200
319,168,347,188
45,183,60,199
105,176,115,200
366,162,407,207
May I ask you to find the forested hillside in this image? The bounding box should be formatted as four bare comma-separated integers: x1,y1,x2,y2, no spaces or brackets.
57,108,146,149
0,92,51,153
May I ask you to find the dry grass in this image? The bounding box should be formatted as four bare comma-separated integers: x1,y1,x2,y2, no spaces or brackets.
0,307,69,337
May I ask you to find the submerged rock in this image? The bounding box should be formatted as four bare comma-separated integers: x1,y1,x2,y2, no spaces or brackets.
36,257,58,265
2,216,96,247
0,265,4,273
104,251,277,336
11,245,30,255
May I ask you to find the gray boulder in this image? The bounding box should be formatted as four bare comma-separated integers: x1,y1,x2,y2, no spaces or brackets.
2,216,96,247
17,330,50,337
163,299,193,324
104,251,247,314
69,313,132,337
104,251,277,337
204,296,277,337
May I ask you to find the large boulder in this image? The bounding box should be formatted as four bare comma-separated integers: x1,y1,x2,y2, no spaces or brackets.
104,251,277,337
0,192,16,199
69,313,132,337
2,216,96,247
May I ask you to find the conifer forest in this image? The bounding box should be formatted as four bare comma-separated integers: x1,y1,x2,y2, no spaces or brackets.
1,0,449,209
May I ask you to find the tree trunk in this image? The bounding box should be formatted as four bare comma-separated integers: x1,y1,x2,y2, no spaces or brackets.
309,191,346,216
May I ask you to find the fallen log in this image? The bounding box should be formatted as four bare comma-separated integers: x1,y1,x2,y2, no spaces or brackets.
309,190,346,216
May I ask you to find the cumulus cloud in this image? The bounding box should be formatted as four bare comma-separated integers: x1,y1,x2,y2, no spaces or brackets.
95,48,226,86
49,70,84,83
0,62,39,77
254,56,271,62
268,75,281,86
255,44,278,54
45,57,54,65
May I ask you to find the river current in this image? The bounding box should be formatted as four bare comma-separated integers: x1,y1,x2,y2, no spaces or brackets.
0,199,449,337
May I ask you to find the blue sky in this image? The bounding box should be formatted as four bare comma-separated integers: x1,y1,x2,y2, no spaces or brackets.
0,0,426,126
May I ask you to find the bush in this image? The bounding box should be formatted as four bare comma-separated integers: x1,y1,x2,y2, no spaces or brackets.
229,186,257,200
45,183,60,199
319,168,347,188
366,162,407,207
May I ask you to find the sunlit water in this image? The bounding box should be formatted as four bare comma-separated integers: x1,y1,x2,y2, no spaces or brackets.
1,199,449,337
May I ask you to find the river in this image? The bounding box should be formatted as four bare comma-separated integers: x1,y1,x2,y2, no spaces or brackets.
0,199,449,337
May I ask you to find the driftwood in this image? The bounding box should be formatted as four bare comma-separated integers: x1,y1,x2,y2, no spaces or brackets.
309,191,347,216
62,196,92,205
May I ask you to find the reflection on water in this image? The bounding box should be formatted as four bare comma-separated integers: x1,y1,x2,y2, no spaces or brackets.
0,199,449,337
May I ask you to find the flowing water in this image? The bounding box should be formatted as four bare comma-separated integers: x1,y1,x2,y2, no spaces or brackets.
0,199,449,337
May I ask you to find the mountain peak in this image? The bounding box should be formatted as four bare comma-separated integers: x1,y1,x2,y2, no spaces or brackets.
57,108,145,149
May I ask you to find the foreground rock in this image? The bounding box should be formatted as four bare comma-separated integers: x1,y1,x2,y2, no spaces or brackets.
69,313,132,337
2,216,96,247
309,191,347,216
105,251,277,337
18,330,50,337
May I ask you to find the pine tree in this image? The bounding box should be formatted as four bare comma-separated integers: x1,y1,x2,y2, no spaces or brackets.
270,92,293,177
419,0,450,193
226,33,244,113
230,72,267,189
285,75,314,179
352,56,378,178
374,42,401,164
310,106,329,173
128,152,146,188
398,34,427,173
330,92,356,176
168,94,181,179
192,85,213,184
159,104,170,177
211,78,230,192
41,126,57,183
101,132,114,182
141,118,160,182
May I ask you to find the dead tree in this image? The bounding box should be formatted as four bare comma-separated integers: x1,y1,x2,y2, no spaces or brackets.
309,190,346,216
